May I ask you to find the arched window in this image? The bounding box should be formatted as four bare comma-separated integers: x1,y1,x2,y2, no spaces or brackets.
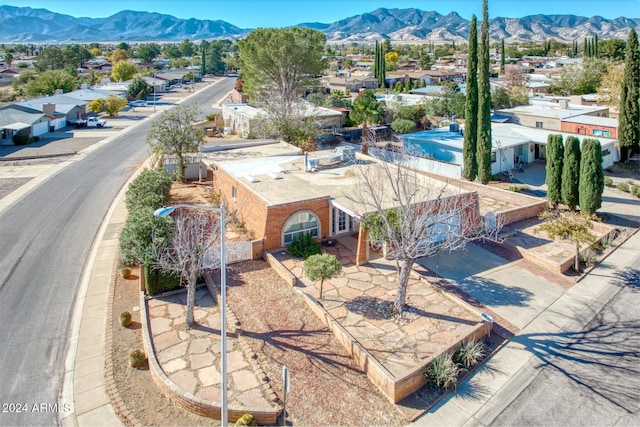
283,210,320,245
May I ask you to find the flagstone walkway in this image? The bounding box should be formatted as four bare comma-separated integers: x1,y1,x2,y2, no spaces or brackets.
146,287,278,419
275,240,484,379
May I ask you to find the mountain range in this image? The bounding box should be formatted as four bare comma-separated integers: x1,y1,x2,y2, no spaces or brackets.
0,5,638,43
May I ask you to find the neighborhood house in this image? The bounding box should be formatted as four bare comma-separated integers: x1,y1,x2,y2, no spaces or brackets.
200,141,482,264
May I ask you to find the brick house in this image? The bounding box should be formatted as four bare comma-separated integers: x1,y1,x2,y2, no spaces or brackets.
561,115,618,139
201,141,480,263
494,98,610,132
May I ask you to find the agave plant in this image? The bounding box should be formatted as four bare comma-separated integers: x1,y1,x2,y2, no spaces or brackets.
424,353,459,389
454,340,486,369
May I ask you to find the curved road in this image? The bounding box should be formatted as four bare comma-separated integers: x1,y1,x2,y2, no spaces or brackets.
0,78,235,426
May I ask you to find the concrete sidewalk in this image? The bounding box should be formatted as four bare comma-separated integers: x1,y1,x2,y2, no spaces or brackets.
413,230,640,426
59,174,130,427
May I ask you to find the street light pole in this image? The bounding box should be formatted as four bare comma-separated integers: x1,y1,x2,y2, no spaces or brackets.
154,204,227,425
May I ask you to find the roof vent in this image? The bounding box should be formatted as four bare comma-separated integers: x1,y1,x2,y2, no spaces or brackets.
268,172,283,180
245,175,259,183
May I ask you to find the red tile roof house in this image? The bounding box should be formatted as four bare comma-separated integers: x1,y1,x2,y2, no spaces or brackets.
200,141,482,264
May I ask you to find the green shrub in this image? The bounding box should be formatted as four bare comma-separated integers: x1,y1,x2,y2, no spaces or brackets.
617,182,630,193
424,353,459,390
119,207,173,266
454,340,486,369
144,264,182,295
121,267,132,278
119,311,133,327
12,134,30,145
125,169,172,213
604,177,614,187
508,185,527,193
287,234,321,259
129,349,146,368
631,185,640,198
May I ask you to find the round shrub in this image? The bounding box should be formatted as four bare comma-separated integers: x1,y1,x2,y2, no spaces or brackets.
121,267,132,279
286,234,321,259
604,177,614,187
234,414,257,426
124,169,172,213
119,311,133,327
12,134,30,145
617,182,630,193
129,349,146,368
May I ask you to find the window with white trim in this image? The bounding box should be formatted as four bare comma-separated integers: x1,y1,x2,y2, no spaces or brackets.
283,210,320,245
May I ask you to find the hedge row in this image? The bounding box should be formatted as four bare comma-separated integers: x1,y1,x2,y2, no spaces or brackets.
119,169,181,295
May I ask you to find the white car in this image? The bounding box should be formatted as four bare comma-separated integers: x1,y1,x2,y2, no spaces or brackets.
86,117,106,128
128,100,147,107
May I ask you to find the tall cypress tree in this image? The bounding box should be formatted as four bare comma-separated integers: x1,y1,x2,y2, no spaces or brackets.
579,138,604,215
463,15,479,181
594,34,599,57
500,38,505,74
619,28,640,161
546,134,564,207
476,0,493,184
562,136,581,210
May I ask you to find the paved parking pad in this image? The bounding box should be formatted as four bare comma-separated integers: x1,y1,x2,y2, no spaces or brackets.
417,243,564,330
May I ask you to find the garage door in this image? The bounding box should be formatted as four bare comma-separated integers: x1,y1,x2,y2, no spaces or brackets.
33,122,49,136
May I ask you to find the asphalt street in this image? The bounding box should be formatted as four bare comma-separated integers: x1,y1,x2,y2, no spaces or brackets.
492,264,640,426
0,78,235,426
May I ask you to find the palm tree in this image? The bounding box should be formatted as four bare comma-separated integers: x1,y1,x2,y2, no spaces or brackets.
350,90,384,155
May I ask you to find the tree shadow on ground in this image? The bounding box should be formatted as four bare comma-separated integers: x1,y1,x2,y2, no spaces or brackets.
240,323,371,391
512,311,640,413
458,276,533,307
614,268,640,292
345,295,478,325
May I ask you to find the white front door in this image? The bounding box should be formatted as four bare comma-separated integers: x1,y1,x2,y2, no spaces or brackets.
332,207,351,236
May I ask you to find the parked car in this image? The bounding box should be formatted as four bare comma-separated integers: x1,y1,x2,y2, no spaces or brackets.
128,100,147,107
86,117,106,128
171,83,184,89
68,118,87,128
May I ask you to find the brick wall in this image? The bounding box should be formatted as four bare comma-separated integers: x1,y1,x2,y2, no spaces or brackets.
560,121,618,139
263,199,330,251
213,168,331,252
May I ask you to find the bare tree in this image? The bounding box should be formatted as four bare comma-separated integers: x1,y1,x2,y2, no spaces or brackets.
253,88,321,147
154,208,223,329
503,65,529,92
347,147,502,315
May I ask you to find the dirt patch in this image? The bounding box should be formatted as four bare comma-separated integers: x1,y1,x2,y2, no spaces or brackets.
0,177,30,199
168,181,214,205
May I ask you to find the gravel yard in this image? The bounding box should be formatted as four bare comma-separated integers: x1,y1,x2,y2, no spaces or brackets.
0,177,31,199
226,261,406,426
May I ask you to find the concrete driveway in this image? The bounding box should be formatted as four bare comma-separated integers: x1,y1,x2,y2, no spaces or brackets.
416,243,565,330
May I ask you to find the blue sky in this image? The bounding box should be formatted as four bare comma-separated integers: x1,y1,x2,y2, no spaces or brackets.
9,0,640,27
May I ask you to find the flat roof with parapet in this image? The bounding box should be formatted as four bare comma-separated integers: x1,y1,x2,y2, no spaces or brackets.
200,141,469,215
495,101,608,120
402,123,617,151
561,115,618,127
